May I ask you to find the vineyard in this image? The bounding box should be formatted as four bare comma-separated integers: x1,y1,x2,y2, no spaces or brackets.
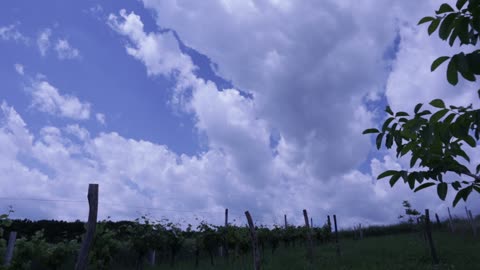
0,185,478,270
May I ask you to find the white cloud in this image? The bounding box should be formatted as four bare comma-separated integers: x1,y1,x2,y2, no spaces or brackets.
54,39,80,60
37,28,51,56
26,79,91,120
96,113,106,125
104,6,480,227
108,10,195,78
0,102,476,226
0,24,28,43
385,22,480,113
14,63,24,75
3,1,477,227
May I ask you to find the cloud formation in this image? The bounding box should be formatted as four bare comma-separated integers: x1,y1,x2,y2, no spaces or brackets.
0,24,28,43
54,39,80,60
26,79,91,120
37,28,52,56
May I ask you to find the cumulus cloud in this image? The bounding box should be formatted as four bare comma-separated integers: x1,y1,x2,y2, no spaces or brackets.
36,28,80,60
3,1,478,227
54,39,80,59
26,79,91,120
0,24,28,43
103,6,480,227
0,102,476,226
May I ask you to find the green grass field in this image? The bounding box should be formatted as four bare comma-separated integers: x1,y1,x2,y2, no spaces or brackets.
140,231,479,270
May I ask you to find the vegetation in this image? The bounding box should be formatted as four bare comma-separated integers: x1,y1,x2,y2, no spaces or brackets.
363,0,480,206
1,209,479,270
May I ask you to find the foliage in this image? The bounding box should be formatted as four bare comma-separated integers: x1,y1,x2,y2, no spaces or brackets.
363,0,480,206
10,230,78,270
398,200,422,226
89,220,122,270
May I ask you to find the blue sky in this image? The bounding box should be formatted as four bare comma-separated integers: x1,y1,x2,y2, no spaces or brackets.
1,0,204,155
0,0,479,227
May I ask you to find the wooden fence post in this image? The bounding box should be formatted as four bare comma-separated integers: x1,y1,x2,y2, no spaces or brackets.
147,250,156,266
466,209,477,237
303,210,314,264
425,209,439,265
327,215,331,231
284,214,288,228
245,211,261,270
333,215,340,256
435,213,441,228
3,231,16,267
447,207,455,233
224,208,229,258
75,184,99,270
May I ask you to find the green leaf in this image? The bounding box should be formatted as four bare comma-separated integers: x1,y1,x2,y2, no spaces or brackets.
382,118,394,132
386,134,394,149
362,128,380,134
417,110,432,117
452,181,461,190
407,174,416,189
400,141,416,156
395,111,410,117
463,135,477,147
389,173,402,187
449,28,458,46
414,103,423,114
447,58,459,85
453,186,472,206
456,53,477,81
437,182,448,200
439,13,456,40
436,3,454,14
410,153,420,167
428,18,441,35
457,17,470,44
376,133,384,149
431,56,450,71
377,170,398,180
454,148,471,162
430,109,449,122
414,182,436,192
444,113,456,124
456,0,467,10
418,16,435,25
473,16,480,32
429,99,446,108
385,106,394,116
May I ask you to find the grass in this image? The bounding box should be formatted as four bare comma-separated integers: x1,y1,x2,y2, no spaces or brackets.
140,231,479,270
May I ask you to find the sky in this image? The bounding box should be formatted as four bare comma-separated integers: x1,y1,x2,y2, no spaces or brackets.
0,0,479,228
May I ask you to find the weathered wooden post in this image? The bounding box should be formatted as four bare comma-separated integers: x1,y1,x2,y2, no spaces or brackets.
466,208,477,237
3,231,17,267
333,215,340,256
75,184,99,270
147,250,156,266
224,208,230,258
327,215,331,231
284,214,288,228
425,209,439,265
245,211,261,270
303,209,314,264
435,213,441,229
